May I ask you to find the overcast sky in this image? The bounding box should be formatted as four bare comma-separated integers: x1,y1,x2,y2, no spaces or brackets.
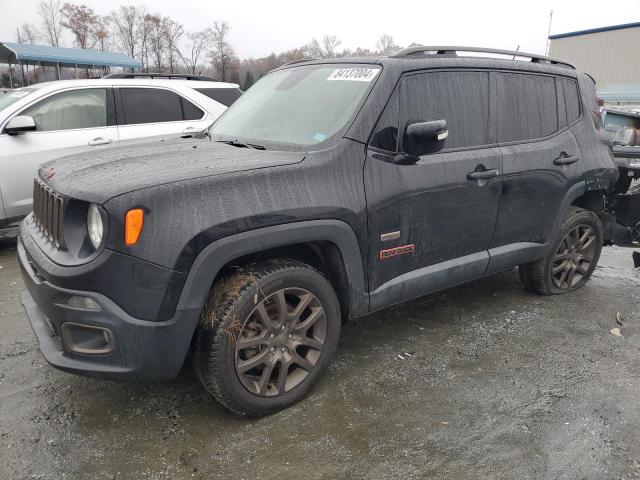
1,0,639,59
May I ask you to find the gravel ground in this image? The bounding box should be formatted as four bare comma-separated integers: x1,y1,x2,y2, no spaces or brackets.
1,239,639,480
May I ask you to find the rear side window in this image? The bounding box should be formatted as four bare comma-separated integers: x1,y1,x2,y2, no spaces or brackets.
195,88,243,107
399,71,491,150
495,73,558,142
118,88,203,125
180,97,204,120
22,88,107,132
559,78,580,125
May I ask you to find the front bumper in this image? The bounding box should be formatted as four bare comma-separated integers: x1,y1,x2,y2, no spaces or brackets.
18,237,201,382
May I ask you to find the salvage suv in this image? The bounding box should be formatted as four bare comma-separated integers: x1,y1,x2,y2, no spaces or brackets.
18,47,639,416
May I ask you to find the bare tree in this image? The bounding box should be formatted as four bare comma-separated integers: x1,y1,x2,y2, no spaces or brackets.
93,17,111,52
18,23,40,44
61,3,98,49
138,7,153,70
146,14,165,71
376,34,397,55
109,6,139,60
307,35,341,58
322,35,341,58
179,29,212,75
37,0,63,47
209,21,236,81
163,19,183,73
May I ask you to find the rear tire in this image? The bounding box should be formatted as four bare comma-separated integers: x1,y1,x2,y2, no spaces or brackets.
519,207,603,295
194,259,341,416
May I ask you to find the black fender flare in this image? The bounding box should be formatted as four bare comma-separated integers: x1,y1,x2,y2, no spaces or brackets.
176,219,370,317
544,181,587,254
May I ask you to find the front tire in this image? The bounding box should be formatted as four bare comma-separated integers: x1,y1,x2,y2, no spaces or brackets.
519,207,603,295
194,259,341,416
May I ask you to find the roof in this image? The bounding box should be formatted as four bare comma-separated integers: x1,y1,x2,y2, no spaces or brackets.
274,54,577,78
549,21,640,40
0,42,141,69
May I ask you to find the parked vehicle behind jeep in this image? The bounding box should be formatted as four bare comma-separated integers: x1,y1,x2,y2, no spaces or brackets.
0,75,241,239
18,47,636,415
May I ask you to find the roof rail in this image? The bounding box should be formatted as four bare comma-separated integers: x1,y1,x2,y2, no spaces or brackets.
103,72,219,81
389,46,576,69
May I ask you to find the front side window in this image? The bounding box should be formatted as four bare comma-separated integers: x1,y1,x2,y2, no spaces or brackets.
399,71,491,150
21,88,107,132
209,64,381,147
495,73,558,143
118,88,203,125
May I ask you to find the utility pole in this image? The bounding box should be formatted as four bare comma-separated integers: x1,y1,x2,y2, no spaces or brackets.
545,10,554,56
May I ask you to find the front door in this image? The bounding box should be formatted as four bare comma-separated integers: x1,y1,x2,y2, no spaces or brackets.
365,70,502,309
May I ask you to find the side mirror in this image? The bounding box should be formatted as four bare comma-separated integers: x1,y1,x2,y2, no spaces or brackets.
402,119,448,157
5,115,37,135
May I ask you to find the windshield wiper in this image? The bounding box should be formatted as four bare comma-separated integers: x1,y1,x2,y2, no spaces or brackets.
216,140,265,150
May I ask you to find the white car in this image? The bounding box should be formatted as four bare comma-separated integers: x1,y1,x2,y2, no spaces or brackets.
0,76,241,236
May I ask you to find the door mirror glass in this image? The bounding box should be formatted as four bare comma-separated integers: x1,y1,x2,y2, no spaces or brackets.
402,119,448,156
5,115,37,135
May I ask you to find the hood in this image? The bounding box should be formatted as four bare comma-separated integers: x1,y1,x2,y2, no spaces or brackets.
39,138,305,203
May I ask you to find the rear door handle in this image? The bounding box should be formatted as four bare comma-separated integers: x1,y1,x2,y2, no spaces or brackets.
467,169,500,181
553,153,579,166
89,137,113,146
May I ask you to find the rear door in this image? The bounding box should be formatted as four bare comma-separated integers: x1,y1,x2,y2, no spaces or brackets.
487,72,584,272
0,87,116,219
115,87,211,142
365,70,503,307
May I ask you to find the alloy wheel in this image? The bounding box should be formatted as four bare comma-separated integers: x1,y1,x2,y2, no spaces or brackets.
234,288,327,397
551,224,598,290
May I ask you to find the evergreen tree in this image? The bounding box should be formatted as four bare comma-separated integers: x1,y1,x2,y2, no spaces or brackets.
243,70,254,91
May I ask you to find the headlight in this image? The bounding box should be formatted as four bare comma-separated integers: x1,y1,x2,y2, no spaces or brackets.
87,203,104,249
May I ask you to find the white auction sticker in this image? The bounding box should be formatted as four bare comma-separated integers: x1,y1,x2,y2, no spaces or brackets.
327,68,379,82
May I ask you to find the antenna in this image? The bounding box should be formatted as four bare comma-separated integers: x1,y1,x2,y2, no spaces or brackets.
545,10,554,56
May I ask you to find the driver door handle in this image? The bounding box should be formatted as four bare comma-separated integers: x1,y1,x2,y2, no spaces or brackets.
467,169,500,181
88,137,113,146
553,153,579,166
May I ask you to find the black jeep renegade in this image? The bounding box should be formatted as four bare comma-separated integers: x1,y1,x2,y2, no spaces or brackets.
18,47,631,415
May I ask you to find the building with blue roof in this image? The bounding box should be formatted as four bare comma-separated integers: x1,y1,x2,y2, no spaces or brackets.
0,42,141,86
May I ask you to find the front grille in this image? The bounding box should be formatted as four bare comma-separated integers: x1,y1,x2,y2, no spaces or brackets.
33,178,65,249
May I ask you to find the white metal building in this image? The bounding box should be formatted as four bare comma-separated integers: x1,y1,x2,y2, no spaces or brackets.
549,22,640,89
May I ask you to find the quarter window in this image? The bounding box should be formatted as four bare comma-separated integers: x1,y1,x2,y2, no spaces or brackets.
118,88,203,125
399,71,491,150
195,88,243,107
495,73,558,142
559,78,580,125
21,88,107,132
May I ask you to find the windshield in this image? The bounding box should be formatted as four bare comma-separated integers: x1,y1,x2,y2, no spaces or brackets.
209,65,380,147
0,88,37,113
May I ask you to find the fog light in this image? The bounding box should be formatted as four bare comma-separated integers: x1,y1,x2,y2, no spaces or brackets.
60,322,114,355
66,295,101,311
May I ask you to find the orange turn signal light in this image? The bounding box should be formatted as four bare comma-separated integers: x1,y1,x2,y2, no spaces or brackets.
125,209,144,246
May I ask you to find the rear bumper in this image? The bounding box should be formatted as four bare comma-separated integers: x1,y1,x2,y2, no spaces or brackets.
18,237,201,382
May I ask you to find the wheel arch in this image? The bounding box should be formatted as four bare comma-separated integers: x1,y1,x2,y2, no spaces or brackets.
176,220,369,320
